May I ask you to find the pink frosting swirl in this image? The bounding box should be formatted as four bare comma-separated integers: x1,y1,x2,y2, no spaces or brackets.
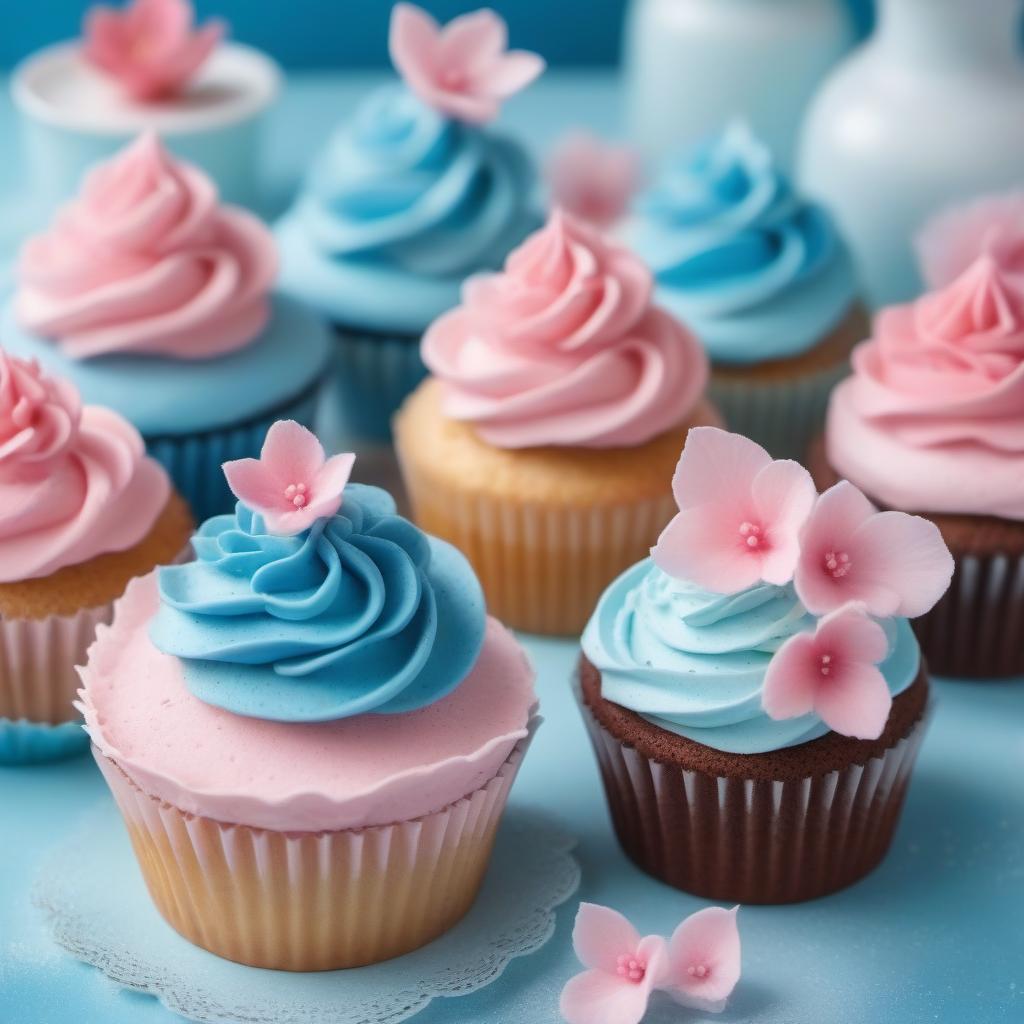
827,254,1024,520
0,350,171,582
15,132,276,360
422,211,708,448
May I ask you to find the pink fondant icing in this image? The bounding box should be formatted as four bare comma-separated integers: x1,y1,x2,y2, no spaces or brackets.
16,132,276,361
827,255,1024,520
423,211,708,449
0,350,170,583
78,573,537,832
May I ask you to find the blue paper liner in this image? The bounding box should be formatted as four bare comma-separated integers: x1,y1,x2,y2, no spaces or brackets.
145,384,322,523
0,718,87,765
327,325,428,443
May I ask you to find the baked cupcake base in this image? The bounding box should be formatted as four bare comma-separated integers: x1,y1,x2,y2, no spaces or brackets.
395,379,721,636
0,493,193,764
95,724,535,971
578,655,929,904
808,437,1024,680
710,304,868,460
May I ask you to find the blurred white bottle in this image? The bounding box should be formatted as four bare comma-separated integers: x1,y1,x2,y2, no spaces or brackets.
799,0,1024,307
623,0,852,170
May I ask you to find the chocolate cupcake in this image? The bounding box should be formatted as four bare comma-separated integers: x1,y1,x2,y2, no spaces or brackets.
578,427,953,903
817,244,1024,679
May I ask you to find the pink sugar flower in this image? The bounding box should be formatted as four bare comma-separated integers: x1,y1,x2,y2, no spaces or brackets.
389,3,545,124
794,481,954,619
560,903,668,1024
83,0,224,102
546,132,641,229
222,421,355,536
663,906,742,1014
653,427,817,594
763,603,892,740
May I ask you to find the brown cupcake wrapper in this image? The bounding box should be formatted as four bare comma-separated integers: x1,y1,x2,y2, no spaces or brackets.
401,474,677,636
911,549,1024,679
709,360,849,462
578,685,929,904
95,723,536,971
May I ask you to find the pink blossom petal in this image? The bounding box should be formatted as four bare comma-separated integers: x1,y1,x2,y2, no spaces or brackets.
752,459,816,537
262,505,321,537
133,0,191,41
439,8,507,72
572,903,642,973
222,457,283,512
762,631,819,721
665,906,741,1009
388,3,442,84
481,50,547,98
670,426,771,511
814,658,891,739
850,511,955,618
559,969,652,1024
259,419,325,488
653,504,764,594
816,603,890,665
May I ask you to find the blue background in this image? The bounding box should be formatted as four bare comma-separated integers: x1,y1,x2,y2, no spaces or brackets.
1,0,876,69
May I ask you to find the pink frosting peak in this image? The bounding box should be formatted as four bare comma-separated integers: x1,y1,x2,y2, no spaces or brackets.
827,253,1024,519
423,211,709,448
0,349,170,583
16,132,276,361
83,0,224,102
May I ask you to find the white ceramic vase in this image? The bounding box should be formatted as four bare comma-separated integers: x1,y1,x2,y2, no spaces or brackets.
798,0,1024,307
623,0,852,169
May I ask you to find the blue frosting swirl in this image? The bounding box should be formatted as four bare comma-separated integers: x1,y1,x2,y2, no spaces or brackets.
581,559,920,755
629,123,857,365
150,484,486,723
275,86,538,334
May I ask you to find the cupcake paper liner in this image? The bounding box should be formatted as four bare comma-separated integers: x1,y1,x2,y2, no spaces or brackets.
709,360,849,461
146,385,322,523
578,687,929,904
0,603,114,766
328,326,428,443
400,469,677,635
94,724,536,971
912,549,1024,679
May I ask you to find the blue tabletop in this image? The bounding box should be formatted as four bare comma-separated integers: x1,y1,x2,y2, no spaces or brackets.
1,72,1023,1024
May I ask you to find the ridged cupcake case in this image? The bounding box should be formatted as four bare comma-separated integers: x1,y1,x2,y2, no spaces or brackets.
94,722,537,971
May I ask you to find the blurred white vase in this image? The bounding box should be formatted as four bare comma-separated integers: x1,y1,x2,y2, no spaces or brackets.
623,0,852,169
798,0,1024,307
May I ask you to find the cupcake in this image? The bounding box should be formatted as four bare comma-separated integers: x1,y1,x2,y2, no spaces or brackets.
11,0,280,212
579,426,953,903
3,132,330,522
395,210,719,636
628,122,865,459
276,3,543,443
77,420,537,969
0,350,191,765
812,242,1024,679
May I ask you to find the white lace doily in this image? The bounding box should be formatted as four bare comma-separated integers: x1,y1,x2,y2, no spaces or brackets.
33,800,580,1024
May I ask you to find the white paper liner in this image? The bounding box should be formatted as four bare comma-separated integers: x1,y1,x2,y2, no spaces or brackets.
710,360,849,461
95,722,538,970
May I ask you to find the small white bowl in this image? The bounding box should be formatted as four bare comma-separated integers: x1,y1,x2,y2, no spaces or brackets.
12,40,281,213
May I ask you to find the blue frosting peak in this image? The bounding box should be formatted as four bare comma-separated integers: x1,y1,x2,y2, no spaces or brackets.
582,560,920,755
150,484,486,723
630,123,857,365
275,86,538,333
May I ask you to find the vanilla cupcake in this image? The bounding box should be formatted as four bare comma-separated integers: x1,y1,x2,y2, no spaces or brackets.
276,4,542,443
628,123,865,459
0,350,191,764
3,133,330,521
79,420,536,969
12,0,279,211
395,211,718,635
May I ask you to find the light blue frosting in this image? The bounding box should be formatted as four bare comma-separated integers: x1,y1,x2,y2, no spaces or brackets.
581,559,920,755
150,484,486,723
275,86,538,335
629,123,857,366
0,295,330,437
